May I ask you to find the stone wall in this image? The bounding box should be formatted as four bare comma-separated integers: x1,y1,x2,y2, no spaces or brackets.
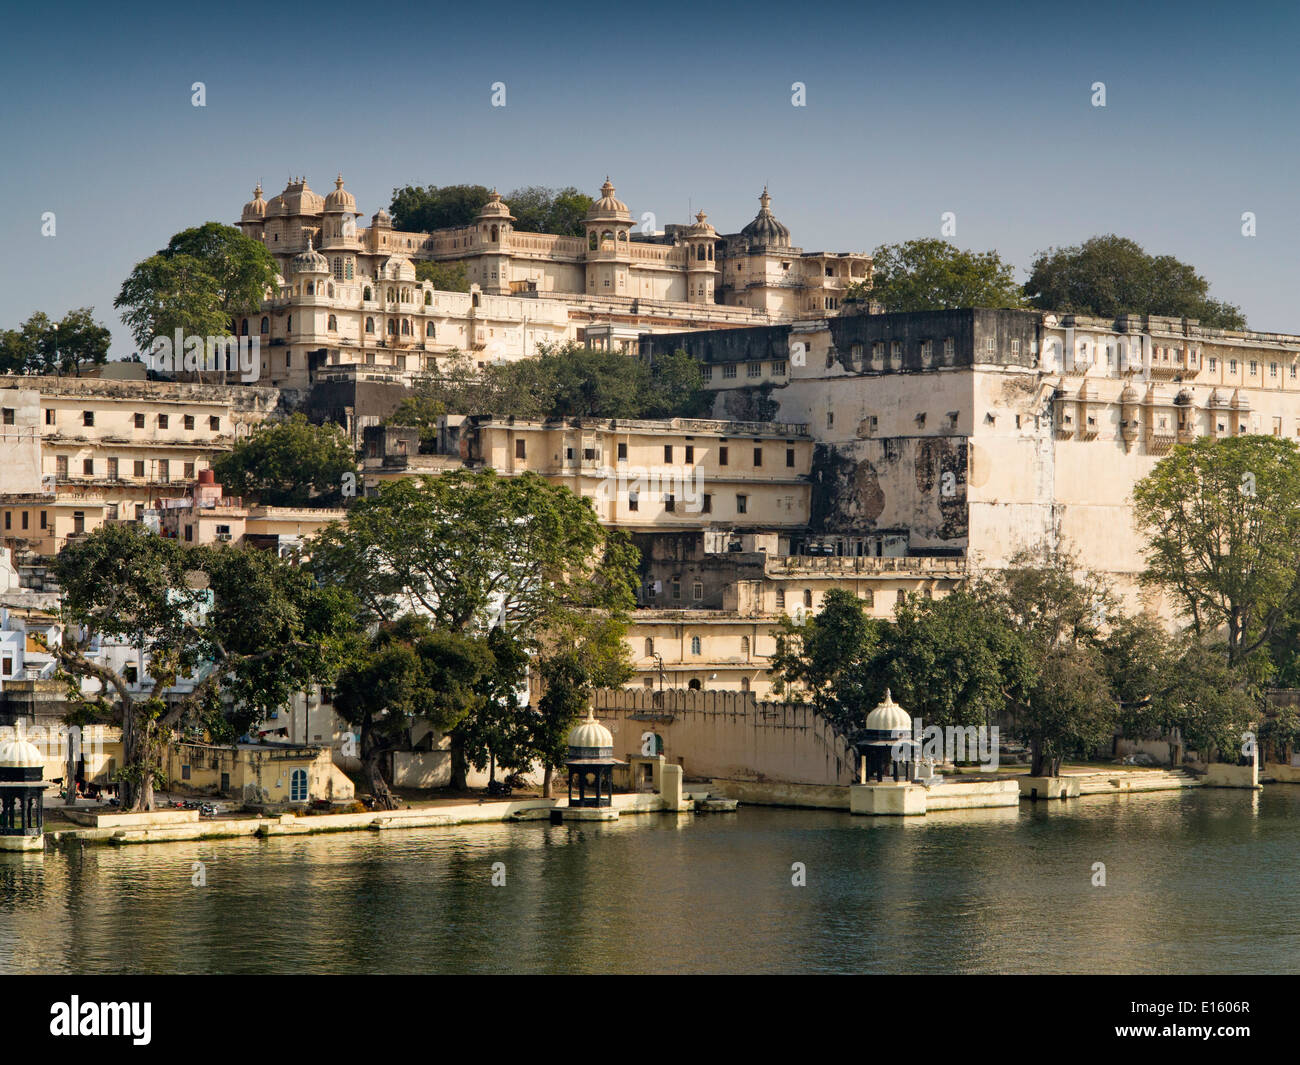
590,688,856,786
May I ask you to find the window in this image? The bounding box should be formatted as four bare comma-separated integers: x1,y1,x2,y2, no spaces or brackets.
827,411,834,428
772,360,787,376
644,638,654,656
1209,357,1217,371
944,337,954,360
736,494,748,515
664,495,676,512
719,446,728,465
45,408,54,425
684,445,694,463
290,769,308,803
184,414,195,430
690,636,701,656
181,764,191,781
746,362,762,378
702,494,712,514
184,462,195,479
921,339,933,362
1230,359,1238,373
803,589,813,608
82,458,93,475
775,589,786,610
515,439,526,460
753,447,763,467
693,581,703,601
664,445,673,462
2,512,8,530
82,410,94,426
158,414,168,429
210,416,220,431
134,460,145,477
133,413,145,428
701,365,713,381
722,364,737,379
55,456,67,480
672,579,681,601
40,511,46,529
1271,363,1279,378
158,459,169,482
107,458,117,479
786,448,795,467
20,511,27,530
617,442,627,461
1250,361,1258,375
741,636,750,655
1,408,12,425
628,492,639,511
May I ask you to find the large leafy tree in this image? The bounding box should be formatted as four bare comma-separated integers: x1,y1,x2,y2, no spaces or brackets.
844,239,1024,313
505,186,594,237
390,183,594,237
1023,234,1245,328
414,259,470,292
49,525,355,810
0,308,111,375
769,588,877,726
212,413,358,507
115,223,277,358
1132,435,1300,669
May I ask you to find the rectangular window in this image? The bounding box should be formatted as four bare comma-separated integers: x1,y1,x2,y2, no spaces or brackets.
1230,359,1238,374
719,446,728,466
664,445,673,462
671,580,681,601
753,447,763,467
515,439,526,460
772,360,787,376
210,416,221,431
692,582,703,601
736,494,748,515
1,408,12,425
107,458,118,480
1250,361,1258,375
56,456,68,480
827,411,834,428
134,460,145,477
83,410,94,426
775,589,786,610
21,511,28,530
702,494,712,514
184,462,195,479
786,448,795,467
184,414,195,430
617,442,627,461
1010,339,1021,356
39,511,46,529
158,414,169,429
134,413,145,428
722,365,737,379
158,459,169,482
685,445,694,463
1271,363,1279,378
747,362,762,378
3,512,8,530
628,492,638,512
45,408,55,425
82,458,93,475
701,365,713,381
1209,357,1217,371
664,494,675,512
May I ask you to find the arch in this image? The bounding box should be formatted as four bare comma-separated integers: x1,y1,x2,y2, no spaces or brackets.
289,768,308,803
424,290,432,305
588,231,598,250
365,317,375,333
305,281,314,295
425,322,435,337
387,319,396,335
690,635,701,655
240,318,249,336
740,677,751,692
327,283,335,298
401,319,411,335
697,245,706,261
688,678,702,690
327,314,338,331
490,224,499,242
260,316,269,333
803,589,813,608
741,636,750,655
363,286,372,300
644,637,654,656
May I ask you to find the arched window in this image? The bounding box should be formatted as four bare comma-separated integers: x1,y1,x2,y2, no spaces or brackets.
688,678,701,690
365,317,375,333
424,290,432,305
803,589,813,608
289,769,308,803
387,288,395,302
425,322,435,337
327,284,335,298
690,636,701,656
740,677,751,692
697,245,706,261
327,315,337,331
401,319,410,335
707,245,714,260
741,636,750,655
305,282,314,295
363,286,372,300
345,260,354,280
260,316,269,333
602,230,614,243
387,319,396,335
644,638,654,656
588,231,598,250
240,318,248,336
490,224,499,242
286,316,292,331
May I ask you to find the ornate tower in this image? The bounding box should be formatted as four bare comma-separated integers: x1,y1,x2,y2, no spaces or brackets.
476,190,515,295
584,177,633,297
683,210,718,305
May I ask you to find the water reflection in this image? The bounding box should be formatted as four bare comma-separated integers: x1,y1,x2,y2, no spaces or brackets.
2,789,1297,974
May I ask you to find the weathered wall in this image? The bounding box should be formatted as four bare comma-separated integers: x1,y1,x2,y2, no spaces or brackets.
591,688,857,786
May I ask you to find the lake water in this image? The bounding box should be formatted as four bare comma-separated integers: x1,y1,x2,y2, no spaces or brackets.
2,787,1296,974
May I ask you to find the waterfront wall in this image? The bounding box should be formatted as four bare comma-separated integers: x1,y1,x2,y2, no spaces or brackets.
590,688,857,787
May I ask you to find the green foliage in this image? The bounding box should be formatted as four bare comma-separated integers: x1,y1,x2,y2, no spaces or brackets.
846,239,1025,313
1132,435,1300,667
386,344,709,435
0,307,111,375
414,259,470,292
390,183,594,237
212,413,358,507
51,524,355,809
115,223,277,354
1023,234,1246,328
769,588,877,726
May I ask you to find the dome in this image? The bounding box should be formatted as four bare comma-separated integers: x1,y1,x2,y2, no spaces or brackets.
586,177,630,221
739,187,791,247
269,177,324,216
324,174,357,213
688,209,716,236
291,236,330,274
1120,382,1140,404
478,189,515,222
0,736,43,769
864,689,911,733
378,255,416,282
372,207,393,229
568,710,614,752
241,183,267,221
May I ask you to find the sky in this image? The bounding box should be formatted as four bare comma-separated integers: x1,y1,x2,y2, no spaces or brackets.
3,0,1299,355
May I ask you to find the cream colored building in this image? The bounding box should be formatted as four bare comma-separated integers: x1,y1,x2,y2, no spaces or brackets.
0,378,279,556
644,308,1300,618
233,176,869,391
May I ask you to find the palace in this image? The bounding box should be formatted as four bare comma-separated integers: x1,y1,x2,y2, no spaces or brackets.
232,175,870,391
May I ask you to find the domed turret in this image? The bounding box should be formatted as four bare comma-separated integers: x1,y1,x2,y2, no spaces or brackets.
372,207,393,229
740,187,791,248
478,189,515,222
568,710,614,755
0,736,43,770
324,174,356,214
864,688,912,734
586,177,631,222
291,236,330,275
241,183,267,222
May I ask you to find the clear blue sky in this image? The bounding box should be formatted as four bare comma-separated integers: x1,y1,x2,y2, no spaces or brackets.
4,0,1298,354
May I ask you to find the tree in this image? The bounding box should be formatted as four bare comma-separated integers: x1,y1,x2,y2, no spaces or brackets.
333,616,492,808
310,471,637,789
1132,435,1300,669
390,184,492,231
414,259,470,292
844,239,1025,313
49,525,354,810
115,224,277,360
212,414,358,507
769,588,877,726
505,186,594,237
0,308,111,375
456,627,531,787
1023,235,1246,328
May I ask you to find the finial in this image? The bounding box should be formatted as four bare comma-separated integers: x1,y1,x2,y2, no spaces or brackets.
335,173,344,189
